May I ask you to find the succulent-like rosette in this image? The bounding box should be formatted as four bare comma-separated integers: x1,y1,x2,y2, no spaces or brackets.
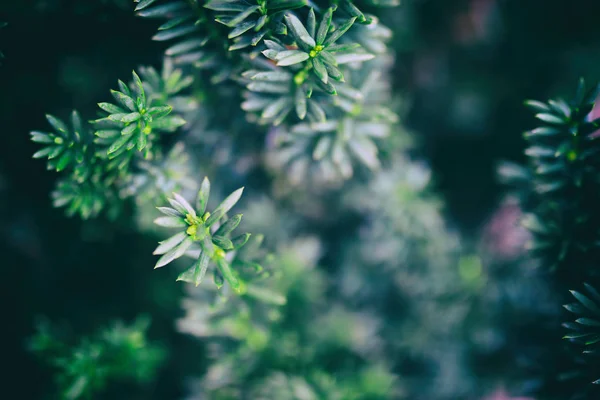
153,177,252,292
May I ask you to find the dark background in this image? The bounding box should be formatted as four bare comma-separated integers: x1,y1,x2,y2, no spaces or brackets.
3,0,600,397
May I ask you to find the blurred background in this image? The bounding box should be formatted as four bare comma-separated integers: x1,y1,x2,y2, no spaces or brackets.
3,0,600,398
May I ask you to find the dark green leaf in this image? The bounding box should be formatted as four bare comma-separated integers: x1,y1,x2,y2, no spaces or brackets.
225,6,260,27
571,290,600,314
285,13,316,49
205,187,244,226
535,113,564,124
312,57,328,84
213,235,234,250
46,115,68,134
216,257,240,291
323,17,356,47
154,232,188,255
153,25,198,41
576,318,600,327
98,103,125,114
196,177,211,215
205,0,246,12
229,21,256,39
154,216,187,228
148,106,172,119
107,134,131,155
276,51,309,66
215,214,243,236
316,8,333,45
177,250,210,286
155,237,194,268
525,100,550,112
232,233,251,249
307,8,316,38
111,90,136,111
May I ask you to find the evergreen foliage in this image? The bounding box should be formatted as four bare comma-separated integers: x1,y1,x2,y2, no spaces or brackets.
500,80,600,278
179,238,398,399
21,0,600,399
29,317,165,399
153,177,255,291
564,284,600,375
31,69,187,219
23,0,483,397
499,81,600,399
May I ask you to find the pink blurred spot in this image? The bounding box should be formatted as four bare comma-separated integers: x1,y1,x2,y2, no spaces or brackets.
588,95,600,138
480,198,531,262
454,0,498,44
481,387,535,400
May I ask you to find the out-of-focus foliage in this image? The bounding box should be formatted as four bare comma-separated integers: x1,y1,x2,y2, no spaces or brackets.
179,237,400,399
0,22,7,61
340,154,475,399
29,317,165,400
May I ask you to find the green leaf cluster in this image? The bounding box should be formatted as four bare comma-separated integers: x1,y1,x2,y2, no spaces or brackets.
135,0,233,83
267,57,398,181
153,177,256,291
29,317,165,400
206,0,307,50
563,284,600,385
564,284,600,355
30,69,188,219
500,80,600,274
137,1,399,182
178,238,398,399
93,70,185,165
